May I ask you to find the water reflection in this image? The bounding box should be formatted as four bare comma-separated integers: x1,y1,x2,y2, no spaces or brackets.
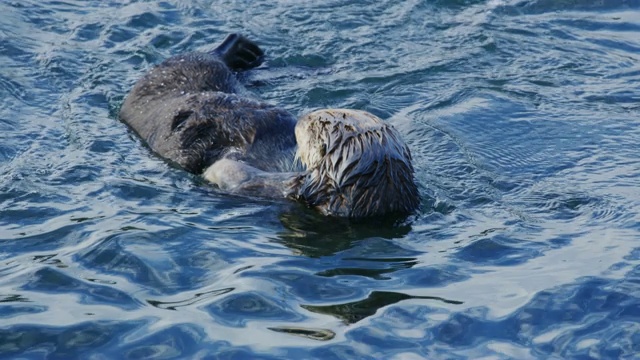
277,209,413,258
267,326,336,341
315,257,418,280
147,287,234,311
0,294,30,303
303,291,463,325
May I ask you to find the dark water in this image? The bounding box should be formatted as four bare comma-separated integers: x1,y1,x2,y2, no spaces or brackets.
1,0,639,358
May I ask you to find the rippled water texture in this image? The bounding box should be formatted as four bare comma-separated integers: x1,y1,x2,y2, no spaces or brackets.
1,0,640,359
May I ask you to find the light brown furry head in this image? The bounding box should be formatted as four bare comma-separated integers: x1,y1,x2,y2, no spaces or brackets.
293,109,419,218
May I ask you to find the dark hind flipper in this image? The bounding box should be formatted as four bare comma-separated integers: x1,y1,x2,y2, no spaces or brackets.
212,33,265,72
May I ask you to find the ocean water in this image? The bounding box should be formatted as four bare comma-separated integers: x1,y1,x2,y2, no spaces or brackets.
1,0,639,359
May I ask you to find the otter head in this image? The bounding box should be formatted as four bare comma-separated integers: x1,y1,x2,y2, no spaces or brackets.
293,109,419,218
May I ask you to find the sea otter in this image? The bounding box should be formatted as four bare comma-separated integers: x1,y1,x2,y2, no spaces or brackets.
120,34,419,218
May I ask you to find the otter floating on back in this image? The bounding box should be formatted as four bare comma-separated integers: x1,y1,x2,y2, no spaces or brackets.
120,34,419,218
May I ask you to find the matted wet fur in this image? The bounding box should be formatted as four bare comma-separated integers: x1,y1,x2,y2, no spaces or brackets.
292,109,420,218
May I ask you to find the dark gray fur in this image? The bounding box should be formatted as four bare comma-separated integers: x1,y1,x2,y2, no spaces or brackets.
119,34,297,174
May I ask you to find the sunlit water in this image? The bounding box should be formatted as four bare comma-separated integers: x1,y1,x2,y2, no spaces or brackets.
1,0,639,359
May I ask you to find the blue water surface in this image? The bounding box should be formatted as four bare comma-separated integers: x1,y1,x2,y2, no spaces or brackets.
1,0,639,359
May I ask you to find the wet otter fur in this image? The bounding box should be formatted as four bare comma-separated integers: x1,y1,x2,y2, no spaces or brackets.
120,34,419,218
119,34,297,174
293,109,419,217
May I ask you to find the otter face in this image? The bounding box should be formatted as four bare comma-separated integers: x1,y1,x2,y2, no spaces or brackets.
294,109,420,218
